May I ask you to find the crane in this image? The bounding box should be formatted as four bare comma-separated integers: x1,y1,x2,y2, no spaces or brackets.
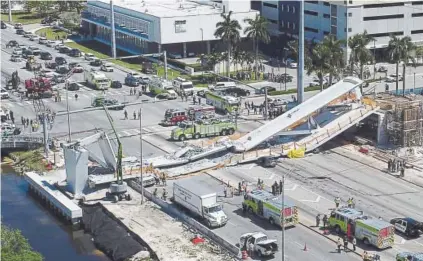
103,105,131,202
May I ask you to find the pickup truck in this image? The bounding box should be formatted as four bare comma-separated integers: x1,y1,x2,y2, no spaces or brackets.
240,232,278,258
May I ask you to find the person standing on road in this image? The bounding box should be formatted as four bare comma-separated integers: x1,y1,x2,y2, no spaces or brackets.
124,110,128,120
343,235,348,251
224,186,227,198
133,111,136,120
74,93,78,101
198,96,201,104
137,110,141,120
130,88,133,96
323,214,328,229
335,197,341,208
337,237,342,253
316,214,321,227
352,237,357,251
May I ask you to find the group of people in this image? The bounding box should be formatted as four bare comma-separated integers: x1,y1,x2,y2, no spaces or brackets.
123,110,141,120
337,235,357,253
388,158,406,177
21,116,40,132
129,88,142,96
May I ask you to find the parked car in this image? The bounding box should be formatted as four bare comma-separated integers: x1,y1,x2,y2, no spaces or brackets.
46,40,57,47
27,46,40,55
255,86,276,95
69,62,83,73
389,73,403,81
10,54,22,62
100,63,114,72
56,65,70,74
111,80,122,89
6,40,19,48
22,50,34,59
23,32,33,38
220,87,250,97
256,156,277,168
55,57,67,65
385,76,396,83
14,23,23,29
390,217,422,238
1,21,7,29
16,29,25,35
377,65,388,72
38,37,48,44
168,53,182,59
1,88,10,99
54,44,65,50
29,35,40,41
45,61,58,69
90,58,102,66
59,46,72,54
1,123,21,136
69,48,82,57
13,47,23,55
40,52,53,60
40,69,56,78
66,81,82,91
84,53,96,61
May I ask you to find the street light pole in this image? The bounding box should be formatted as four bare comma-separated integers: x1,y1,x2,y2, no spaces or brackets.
139,107,144,204
8,0,12,23
284,48,288,91
414,72,416,90
163,50,168,80
110,0,117,59
373,40,376,79
281,174,285,261
264,86,268,120
66,82,72,142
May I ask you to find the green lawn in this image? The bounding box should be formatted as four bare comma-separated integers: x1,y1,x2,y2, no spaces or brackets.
35,28,68,40
1,12,43,25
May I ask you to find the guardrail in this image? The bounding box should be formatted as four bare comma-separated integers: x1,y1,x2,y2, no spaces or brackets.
1,135,49,149
128,181,241,260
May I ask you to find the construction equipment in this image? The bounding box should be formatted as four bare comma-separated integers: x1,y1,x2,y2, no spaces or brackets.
6,71,20,90
161,105,215,126
25,55,42,71
242,189,299,228
171,119,236,141
328,207,394,249
103,105,131,202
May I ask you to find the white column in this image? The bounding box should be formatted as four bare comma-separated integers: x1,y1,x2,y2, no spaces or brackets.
183,42,187,58
206,41,211,54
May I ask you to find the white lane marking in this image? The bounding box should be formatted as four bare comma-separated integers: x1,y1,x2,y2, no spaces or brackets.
299,196,321,203
121,131,131,136
25,101,32,105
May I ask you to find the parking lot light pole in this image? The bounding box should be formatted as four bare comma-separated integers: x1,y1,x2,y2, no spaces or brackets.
284,48,288,91
66,82,72,142
8,0,12,22
282,174,285,261
139,107,144,204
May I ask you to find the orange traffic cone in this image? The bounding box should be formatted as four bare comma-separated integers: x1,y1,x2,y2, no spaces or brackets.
303,243,308,251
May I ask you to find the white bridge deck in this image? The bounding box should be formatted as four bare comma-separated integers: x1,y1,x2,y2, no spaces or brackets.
233,77,364,152
25,172,82,224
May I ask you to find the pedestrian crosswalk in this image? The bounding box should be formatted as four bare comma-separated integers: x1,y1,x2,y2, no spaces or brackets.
116,125,174,138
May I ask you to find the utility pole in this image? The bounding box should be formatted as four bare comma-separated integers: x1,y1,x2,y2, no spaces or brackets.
373,40,376,79
139,108,144,204
8,0,12,23
163,51,168,80
414,72,416,90
284,48,288,91
264,86,268,120
66,82,72,142
281,175,285,261
42,113,49,159
297,0,305,104
110,0,117,59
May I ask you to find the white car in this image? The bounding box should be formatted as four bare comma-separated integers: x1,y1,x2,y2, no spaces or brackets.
13,47,23,55
84,53,95,61
385,76,395,83
54,44,65,50
23,32,33,38
40,69,56,78
29,35,40,41
289,62,298,69
100,63,114,72
389,73,403,81
46,40,57,47
1,88,9,99
38,37,48,44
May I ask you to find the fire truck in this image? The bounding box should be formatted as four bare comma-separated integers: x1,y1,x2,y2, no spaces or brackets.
161,105,215,126
24,77,52,98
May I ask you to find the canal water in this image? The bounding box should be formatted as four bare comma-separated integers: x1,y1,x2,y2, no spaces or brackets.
1,166,110,261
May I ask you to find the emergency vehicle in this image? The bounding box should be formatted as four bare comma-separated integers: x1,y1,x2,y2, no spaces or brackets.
205,92,240,114
84,70,111,90
172,77,194,95
242,189,299,228
161,105,215,126
149,76,177,99
24,77,52,98
328,207,394,249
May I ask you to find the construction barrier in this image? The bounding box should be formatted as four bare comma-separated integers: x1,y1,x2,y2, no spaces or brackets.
287,148,305,158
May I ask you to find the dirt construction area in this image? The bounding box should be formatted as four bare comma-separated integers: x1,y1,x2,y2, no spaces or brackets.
94,187,234,261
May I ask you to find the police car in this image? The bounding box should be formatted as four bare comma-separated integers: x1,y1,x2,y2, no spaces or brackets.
390,217,423,238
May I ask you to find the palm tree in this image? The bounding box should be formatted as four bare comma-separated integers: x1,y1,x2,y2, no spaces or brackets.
244,14,270,76
348,30,375,84
214,11,241,76
307,44,331,92
388,35,416,94
322,35,346,85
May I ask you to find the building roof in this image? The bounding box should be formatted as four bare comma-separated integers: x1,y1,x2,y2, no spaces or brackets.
95,0,225,18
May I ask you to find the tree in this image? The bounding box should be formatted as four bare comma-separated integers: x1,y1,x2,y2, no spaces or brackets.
68,1,85,14
321,35,346,85
244,14,270,76
1,1,14,12
286,38,316,64
388,35,416,94
307,43,331,92
1,225,43,261
348,30,375,87
214,11,241,76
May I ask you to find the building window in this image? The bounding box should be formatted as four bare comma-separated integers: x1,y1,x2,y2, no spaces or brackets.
363,14,404,21
348,28,352,32
412,1,423,5
305,1,318,4
305,27,319,33
305,10,318,16
292,22,296,30
412,30,423,34
412,13,423,17
323,2,330,6
364,2,404,8
368,31,403,37
268,18,278,24
331,25,337,34
263,2,277,8
287,21,290,29
344,28,347,32
292,6,295,13
280,20,284,28
287,5,290,12
349,0,353,4
348,12,352,17
323,14,330,18
175,20,186,33
281,4,284,11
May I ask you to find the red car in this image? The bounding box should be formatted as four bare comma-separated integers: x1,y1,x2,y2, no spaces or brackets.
69,62,83,73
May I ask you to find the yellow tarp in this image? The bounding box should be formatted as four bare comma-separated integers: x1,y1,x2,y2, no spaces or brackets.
287,148,305,158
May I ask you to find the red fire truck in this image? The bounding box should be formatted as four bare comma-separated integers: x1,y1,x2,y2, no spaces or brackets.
24,77,53,98
161,105,215,126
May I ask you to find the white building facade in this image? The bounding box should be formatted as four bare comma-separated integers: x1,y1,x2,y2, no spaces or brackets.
82,0,259,56
259,0,423,49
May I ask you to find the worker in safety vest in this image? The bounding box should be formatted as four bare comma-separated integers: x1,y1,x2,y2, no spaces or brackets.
335,197,341,208
348,198,353,208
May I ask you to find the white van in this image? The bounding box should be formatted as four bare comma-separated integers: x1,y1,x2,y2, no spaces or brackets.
213,82,236,89
172,77,194,95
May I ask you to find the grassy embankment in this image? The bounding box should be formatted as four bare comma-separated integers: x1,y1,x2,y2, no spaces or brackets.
35,27,68,40
3,149,47,174
1,11,43,25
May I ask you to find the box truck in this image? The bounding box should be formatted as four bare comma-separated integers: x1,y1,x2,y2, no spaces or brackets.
173,178,228,228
